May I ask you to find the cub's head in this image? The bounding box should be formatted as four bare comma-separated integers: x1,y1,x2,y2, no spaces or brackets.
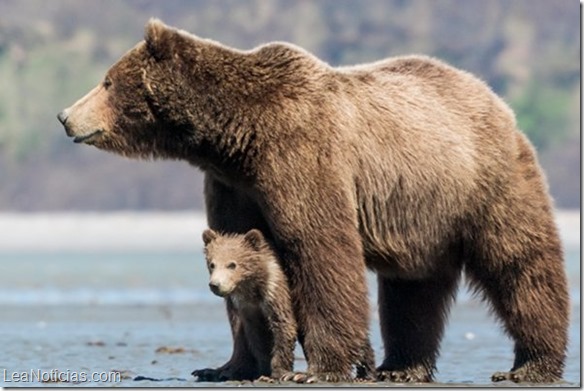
57,19,209,160
202,228,269,298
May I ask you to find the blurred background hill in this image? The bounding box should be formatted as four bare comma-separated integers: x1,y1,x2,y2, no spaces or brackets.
0,0,580,211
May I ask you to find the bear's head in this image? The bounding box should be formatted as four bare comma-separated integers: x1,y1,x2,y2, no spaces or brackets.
202,228,270,298
58,19,323,170
57,19,224,160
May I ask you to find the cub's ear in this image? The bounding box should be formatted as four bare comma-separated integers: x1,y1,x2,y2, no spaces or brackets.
244,229,265,251
202,229,218,245
144,18,175,60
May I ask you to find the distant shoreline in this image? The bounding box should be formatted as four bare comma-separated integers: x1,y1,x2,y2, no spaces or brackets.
0,209,579,252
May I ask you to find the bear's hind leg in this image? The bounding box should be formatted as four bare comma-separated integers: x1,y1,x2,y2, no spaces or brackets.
465,134,569,383
465,214,569,383
377,270,460,383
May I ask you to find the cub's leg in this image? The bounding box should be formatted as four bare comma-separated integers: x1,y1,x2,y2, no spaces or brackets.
192,299,259,381
356,338,376,381
192,176,270,381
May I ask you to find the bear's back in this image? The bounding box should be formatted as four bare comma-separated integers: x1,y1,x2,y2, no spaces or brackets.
340,54,516,129
334,54,519,173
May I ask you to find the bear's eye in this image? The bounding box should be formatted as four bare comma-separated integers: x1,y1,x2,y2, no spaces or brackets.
227,262,237,270
103,77,112,89
209,262,215,270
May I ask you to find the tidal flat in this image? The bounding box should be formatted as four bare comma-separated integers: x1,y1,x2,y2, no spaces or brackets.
0,212,579,387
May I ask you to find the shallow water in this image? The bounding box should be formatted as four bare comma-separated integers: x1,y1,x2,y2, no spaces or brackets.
1,300,580,387
0,213,580,387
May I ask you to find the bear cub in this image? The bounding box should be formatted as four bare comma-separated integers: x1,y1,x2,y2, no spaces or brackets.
200,228,297,381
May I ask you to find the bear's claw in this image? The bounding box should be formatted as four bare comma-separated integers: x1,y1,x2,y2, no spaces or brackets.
491,357,566,384
280,371,309,383
491,366,559,383
377,368,432,383
255,375,276,383
492,369,534,383
280,371,351,383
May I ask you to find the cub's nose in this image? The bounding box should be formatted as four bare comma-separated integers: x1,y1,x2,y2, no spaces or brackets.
57,110,69,125
209,282,221,296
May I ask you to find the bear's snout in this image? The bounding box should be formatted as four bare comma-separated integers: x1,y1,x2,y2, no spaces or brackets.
57,109,76,138
57,110,69,126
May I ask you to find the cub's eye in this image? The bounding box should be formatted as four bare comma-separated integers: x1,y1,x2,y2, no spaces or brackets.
209,262,215,270
227,262,237,270
103,77,112,89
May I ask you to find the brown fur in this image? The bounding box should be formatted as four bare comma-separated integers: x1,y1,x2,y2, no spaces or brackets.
198,229,297,381
58,19,569,383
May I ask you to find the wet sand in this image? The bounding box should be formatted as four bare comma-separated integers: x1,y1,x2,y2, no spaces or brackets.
2,299,580,387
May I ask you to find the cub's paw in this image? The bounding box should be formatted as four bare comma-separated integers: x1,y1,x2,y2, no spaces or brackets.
193,364,261,382
191,368,227,382
492,371,516,382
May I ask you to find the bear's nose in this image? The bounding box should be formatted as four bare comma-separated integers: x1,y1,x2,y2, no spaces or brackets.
57,110,69,126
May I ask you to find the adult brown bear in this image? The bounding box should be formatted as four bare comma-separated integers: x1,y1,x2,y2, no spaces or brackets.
58,19,569,383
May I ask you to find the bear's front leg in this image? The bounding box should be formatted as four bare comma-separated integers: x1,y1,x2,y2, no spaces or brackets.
266,188,371,383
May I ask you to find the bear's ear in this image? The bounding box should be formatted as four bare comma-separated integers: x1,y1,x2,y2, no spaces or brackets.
144,18,174,61
244,229,265,251
202,229,218,245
